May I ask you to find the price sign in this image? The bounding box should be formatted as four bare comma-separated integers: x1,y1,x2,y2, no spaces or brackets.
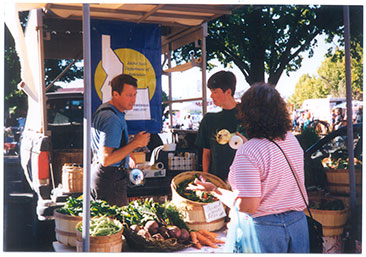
202,201,226,223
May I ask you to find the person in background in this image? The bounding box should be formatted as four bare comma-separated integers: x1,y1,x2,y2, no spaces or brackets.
186,114,193,130
355,106,363,123
333,107,344,131
303,111,312,130
195,70,247,182
188,83,309,253
91,74,150,206
292,110,299,132
298,111,305,132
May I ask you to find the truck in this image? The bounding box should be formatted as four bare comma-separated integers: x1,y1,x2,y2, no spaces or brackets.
20,87,84,220
302,96,346,124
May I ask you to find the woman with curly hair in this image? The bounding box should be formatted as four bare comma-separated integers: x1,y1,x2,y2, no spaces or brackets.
188,83,309,253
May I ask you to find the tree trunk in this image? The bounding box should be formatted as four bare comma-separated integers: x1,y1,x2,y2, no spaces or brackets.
242,8,266,86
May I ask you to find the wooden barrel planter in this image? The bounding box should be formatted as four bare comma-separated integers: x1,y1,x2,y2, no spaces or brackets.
305,207,349,237
54,210,82,247
75,220,123,252
171,171,228,232
62,163,83,193
325,168,362,195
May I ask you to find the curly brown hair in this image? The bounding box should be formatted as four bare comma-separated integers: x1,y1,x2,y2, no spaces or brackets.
237,82,292,140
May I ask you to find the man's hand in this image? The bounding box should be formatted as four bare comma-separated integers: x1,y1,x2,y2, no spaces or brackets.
129,155,136,168
132,131,151,148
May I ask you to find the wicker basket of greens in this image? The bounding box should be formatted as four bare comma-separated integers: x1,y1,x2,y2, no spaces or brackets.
116,198,191,251
54,197,119,247
170,171,228,231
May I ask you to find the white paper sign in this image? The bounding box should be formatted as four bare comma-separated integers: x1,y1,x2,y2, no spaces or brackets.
125,88,151,120
202,201,226,223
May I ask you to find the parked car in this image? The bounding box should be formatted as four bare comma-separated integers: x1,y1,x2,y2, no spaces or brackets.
4,127,19,156
303,123,362,190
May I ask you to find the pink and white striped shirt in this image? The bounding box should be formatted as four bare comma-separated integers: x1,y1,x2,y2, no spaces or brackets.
228,131,308,218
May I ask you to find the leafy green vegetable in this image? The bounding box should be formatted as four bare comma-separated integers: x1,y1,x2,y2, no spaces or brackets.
176,177,218,203
309,198,345,210
77,216,122,236
117,198,190,231
160,202,189,231
57,197,118,217
322,150,362,170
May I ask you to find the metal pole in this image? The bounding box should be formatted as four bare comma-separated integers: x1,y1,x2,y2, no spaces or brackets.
45,58,78,92
35,9,47,135
343,6,356,252
82,3,91,252
168,50,173,129
201,23,207,115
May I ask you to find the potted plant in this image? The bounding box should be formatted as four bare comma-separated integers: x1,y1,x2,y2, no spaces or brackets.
306,198,348,237
321,150,362,195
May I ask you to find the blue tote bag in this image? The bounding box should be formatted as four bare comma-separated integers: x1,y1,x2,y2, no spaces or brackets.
223,202,261,253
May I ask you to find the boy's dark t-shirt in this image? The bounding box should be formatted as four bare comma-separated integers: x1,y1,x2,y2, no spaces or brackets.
195,107,244,181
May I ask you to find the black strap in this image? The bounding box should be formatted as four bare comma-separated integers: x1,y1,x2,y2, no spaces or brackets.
268,138,315,220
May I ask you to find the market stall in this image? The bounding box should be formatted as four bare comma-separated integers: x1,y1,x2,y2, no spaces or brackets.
5,3,240,251
52,171,231,253
5,3,359,253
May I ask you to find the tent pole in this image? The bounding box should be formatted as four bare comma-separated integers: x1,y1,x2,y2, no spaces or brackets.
201,23,207,115
343,6,356,253
168,50,173,129
82,3,91,252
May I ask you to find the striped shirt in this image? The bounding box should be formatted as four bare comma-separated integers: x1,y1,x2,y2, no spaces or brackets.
228,131,307,218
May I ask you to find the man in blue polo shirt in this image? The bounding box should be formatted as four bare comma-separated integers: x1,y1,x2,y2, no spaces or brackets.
91,74,150,206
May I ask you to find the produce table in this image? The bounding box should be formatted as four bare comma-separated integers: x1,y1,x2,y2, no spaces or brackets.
53,170,230,253
53,227,229,253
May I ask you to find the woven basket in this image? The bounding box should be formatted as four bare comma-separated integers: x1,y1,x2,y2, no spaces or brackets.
325,168,362,195
171,171,228,231
62,163,83,193
122,225,190,252
75,220,123,252
305,208,349,237
54,209,82,247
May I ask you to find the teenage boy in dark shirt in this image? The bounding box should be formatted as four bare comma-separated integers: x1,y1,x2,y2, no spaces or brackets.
195,71,246,181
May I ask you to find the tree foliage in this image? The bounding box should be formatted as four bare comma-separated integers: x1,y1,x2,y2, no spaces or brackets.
172,5,363,87
4,11,84,120
4,26,26,122
288,45,363,109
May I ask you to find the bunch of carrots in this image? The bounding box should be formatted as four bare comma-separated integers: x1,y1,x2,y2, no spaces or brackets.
190,229,225,249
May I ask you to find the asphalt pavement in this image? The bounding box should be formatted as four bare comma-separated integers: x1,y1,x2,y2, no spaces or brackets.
3,155,55,252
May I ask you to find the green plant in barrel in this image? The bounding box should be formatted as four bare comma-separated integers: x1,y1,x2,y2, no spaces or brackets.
322,150,362,170
309,198,345,211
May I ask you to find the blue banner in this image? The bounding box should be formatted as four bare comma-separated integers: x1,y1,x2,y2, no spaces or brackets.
91,19,162,134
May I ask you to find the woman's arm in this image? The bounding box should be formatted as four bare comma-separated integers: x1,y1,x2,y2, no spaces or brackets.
234,196,261,215
188,178,261,215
